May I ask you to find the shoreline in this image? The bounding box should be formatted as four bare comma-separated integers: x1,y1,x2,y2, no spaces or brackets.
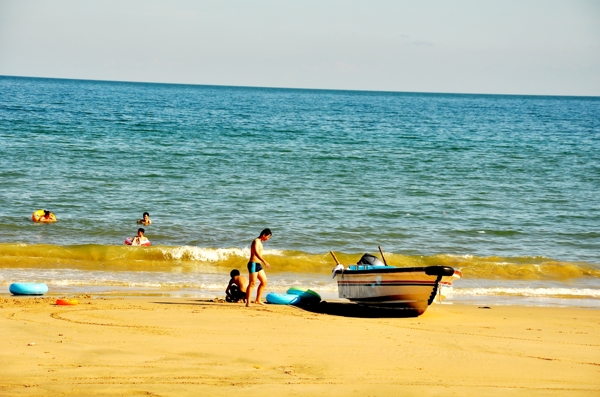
2,282,600,309
1,296,599,396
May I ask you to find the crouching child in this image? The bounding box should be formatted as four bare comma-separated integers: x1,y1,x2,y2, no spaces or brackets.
225,269,248,303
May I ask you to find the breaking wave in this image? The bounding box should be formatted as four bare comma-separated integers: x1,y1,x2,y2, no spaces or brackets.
0,243,598,282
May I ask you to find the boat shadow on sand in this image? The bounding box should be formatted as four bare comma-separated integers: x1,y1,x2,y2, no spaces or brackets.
296,300,421,318
151,299,421,318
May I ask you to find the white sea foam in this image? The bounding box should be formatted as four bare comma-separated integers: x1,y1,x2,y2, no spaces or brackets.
0,268,338,295
2,267,598,304
160,246,248,261
454,287,600,298
158,246,284,262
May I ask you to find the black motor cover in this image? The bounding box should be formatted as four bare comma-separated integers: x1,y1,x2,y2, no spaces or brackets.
357,253,386,266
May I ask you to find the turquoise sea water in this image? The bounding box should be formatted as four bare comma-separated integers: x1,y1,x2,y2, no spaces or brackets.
1,76,599,305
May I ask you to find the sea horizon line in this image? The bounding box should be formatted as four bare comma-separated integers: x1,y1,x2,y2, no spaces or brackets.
2,74,598,99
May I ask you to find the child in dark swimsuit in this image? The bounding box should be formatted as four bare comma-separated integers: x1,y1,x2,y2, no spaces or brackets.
225,269,248,303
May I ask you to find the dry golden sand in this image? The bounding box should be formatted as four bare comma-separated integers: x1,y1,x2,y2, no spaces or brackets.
1,296,599,396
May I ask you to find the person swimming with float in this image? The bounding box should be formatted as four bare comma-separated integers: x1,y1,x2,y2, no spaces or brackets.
126,228,151,246
246,228,272,307
32,209,57,223
137,212,152,225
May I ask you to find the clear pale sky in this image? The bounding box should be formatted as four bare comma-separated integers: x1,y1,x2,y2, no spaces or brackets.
1,0,599,95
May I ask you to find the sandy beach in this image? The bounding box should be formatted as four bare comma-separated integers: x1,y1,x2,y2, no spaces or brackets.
1,296,598,396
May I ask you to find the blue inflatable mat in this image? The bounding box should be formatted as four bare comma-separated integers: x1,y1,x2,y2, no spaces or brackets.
286,287,321,303
9,283,49,296
266,293,300,305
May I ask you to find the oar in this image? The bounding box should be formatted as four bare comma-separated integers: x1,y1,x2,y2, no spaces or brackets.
329,251,341,265
330,251,343,278
378,245,388,266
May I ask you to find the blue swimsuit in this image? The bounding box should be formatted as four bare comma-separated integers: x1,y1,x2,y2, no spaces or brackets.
247,261,263,273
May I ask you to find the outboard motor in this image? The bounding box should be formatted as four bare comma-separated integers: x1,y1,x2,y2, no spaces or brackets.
357,253,386,266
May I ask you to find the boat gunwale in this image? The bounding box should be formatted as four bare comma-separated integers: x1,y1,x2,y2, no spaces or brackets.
336,266,455,276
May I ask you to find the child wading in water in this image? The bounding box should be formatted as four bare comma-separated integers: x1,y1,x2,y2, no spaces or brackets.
246,228,272,306
225,269,248,303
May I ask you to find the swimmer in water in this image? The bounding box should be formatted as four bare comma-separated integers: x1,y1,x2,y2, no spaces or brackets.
37,210,57,223
137,212,152,225
131,228,149,246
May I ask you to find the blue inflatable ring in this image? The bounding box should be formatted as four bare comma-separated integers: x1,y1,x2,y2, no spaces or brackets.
9,283,49,296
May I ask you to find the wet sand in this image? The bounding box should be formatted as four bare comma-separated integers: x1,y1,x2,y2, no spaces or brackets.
1,296,599,396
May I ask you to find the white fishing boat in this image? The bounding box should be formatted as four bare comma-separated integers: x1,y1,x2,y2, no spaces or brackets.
331,249,461,315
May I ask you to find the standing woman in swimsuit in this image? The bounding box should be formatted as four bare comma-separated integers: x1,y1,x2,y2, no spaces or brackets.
246,228,272,307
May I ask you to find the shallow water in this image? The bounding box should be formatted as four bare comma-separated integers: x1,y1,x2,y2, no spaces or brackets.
1,76,599,305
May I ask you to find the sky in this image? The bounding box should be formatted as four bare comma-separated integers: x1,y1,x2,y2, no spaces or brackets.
0,0,599,96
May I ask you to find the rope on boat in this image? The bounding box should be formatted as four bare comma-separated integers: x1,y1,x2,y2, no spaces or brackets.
428,275,443,305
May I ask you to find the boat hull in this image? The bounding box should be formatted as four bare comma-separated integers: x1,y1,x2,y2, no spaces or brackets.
335,266,456,315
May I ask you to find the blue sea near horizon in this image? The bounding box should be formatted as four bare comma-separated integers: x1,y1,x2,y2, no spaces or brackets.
1,75,599,306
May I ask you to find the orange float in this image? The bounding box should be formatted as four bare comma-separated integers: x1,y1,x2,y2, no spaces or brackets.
56,299,79,306
31,209,44,222
32,209,57,222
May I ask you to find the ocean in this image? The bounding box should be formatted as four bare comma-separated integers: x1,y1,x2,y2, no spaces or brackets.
1,75,599,306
